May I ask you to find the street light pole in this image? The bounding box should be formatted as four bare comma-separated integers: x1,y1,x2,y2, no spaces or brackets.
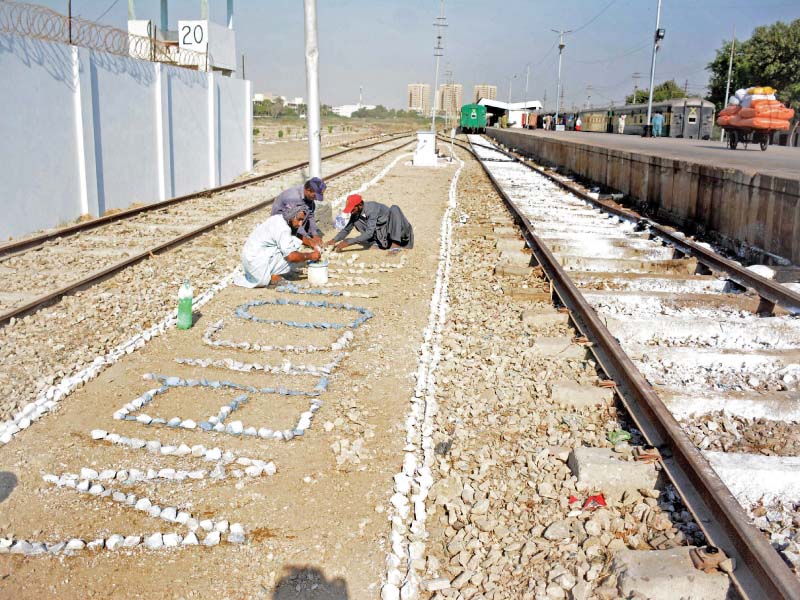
645,0,664,136
431,0,447,133
303,0,321,177
551,29,572,126
721,26,735,144
524,63,530,105
507,74,517,127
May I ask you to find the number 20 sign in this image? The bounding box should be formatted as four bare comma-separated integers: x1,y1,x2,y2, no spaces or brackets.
178,21,208,51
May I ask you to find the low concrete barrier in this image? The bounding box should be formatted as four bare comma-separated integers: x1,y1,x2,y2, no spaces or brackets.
487,129,800,265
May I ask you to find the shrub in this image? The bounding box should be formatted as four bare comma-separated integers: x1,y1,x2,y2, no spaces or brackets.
278,130,284,138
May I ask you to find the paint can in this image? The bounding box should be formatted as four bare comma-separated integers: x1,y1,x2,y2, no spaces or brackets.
307,261,329,286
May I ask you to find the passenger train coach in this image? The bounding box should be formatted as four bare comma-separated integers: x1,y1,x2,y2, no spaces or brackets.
579,97,715,139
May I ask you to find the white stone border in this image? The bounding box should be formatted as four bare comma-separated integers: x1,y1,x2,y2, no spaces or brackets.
0,270,241,447
381,150,464,600
89,430,277,478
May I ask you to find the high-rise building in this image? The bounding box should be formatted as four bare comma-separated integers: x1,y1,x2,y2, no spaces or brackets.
473,84,497,103
436,83,463,117
407,83,431,115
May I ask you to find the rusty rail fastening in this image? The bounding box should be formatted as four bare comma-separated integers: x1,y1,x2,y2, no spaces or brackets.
451,135,800,599
0,135,414,328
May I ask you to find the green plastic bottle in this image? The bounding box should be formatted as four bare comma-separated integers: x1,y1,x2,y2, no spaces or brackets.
177,279,193,330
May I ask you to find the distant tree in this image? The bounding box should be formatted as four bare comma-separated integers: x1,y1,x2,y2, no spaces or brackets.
253,101,271,116
626,79,686,104
706,19,800,111
269,97,285,119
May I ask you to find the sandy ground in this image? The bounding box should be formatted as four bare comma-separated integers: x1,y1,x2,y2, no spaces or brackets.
0,155,457,598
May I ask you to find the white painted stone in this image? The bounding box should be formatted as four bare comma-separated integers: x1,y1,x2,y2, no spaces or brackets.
182,532,199,546
199,520,214,532
105,535,124,550
160,507,178,522
203,531,221,546
144,533,163,549
90,430,108,440
162,533,181,548
65,539,85,551
80,468,99,480
122,536,141,548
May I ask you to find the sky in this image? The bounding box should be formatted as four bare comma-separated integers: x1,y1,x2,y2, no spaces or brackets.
36,0,800,110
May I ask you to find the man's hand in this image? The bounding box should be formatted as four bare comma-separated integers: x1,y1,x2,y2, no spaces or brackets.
310,236,323,248
309,249,322,261
333,242,348,253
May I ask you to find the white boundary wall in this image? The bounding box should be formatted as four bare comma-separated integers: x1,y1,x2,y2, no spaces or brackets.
0,32,252,239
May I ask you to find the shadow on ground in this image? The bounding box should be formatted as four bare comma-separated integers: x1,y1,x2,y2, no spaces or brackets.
273,566,349,599
0,472,17,503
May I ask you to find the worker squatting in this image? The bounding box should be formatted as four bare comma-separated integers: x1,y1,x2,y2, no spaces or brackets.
235,177,414,288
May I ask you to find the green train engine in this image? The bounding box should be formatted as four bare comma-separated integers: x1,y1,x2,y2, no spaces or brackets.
460,103,487,134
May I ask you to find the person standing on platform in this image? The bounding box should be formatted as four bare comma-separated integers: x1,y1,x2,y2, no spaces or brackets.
652,112,664,137
328,194,414,253
618,114,627,134
271,177,327,248
575,116,582,131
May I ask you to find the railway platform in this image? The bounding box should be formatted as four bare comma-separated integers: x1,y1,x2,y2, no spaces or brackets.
487,128,800,265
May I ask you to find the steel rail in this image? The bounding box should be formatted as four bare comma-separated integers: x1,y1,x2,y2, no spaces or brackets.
0,131,413,259
0,138,414,328
477,134,800,315
454,136,800,599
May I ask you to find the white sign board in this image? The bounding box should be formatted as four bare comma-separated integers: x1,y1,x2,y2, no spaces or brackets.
178,20,208,52
556,124,566,132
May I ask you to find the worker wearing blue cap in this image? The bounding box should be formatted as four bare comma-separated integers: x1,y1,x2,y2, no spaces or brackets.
271,177,327,248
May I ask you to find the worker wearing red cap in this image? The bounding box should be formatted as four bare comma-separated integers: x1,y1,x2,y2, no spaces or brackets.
328,194,414,252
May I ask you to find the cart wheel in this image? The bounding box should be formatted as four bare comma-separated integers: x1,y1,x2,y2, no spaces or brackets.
759,134,769,151
728,131,738,150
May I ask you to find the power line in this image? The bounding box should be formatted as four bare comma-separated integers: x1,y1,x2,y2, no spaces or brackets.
572,42,650,65
95,0,121,22
571,0,618,34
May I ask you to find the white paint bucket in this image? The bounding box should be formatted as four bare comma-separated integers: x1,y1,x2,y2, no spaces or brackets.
307,261,329,286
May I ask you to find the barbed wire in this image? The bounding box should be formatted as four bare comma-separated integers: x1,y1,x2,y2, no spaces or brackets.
0,1,209,70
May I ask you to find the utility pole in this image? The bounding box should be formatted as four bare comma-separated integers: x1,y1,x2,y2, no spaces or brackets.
632,72,641,103
551,29,572,126
431,0,447,132
721,26,735,143
507,74,517,126
303,0,321,177
645,0,665,136
524,64,530,105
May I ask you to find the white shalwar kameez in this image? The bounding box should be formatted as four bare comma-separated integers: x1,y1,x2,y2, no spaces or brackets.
234,214,303,288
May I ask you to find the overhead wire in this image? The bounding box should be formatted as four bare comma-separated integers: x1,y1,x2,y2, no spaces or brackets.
95,0,121,22
571,0,618,34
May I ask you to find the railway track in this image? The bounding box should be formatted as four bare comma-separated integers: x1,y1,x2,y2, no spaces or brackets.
0,133,414,327
455,134,800,599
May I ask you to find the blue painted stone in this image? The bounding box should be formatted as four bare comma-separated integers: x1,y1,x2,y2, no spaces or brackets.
199,422,213,431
